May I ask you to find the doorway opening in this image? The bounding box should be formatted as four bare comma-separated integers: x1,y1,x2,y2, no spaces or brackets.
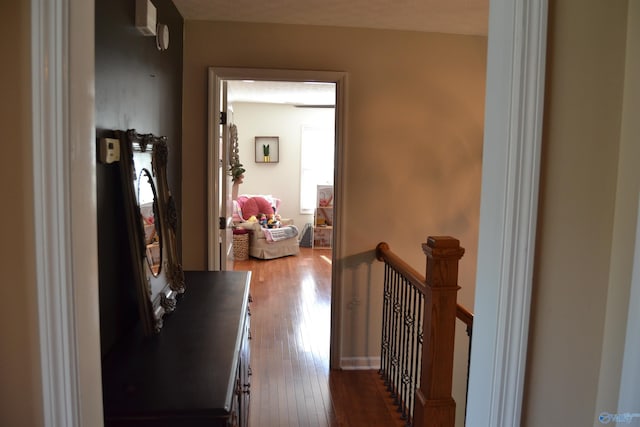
207,68,347,368
227,80,336,253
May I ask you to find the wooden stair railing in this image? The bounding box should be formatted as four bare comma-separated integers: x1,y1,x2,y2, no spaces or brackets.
376,237,470,427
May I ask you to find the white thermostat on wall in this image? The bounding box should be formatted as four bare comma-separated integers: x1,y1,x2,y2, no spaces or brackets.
100,137,120,164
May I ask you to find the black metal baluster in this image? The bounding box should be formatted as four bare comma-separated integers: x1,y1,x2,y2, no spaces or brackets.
381,263,391,384
464,322,473,426
396,270,404,407
386,267,393,391
400,275,410,419
414,291,424,422
388,264,396,387
406,285,417,427
391,272,400,405
396,271,405,411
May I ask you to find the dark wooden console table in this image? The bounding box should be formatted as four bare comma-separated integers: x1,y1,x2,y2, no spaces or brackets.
102,271,251,427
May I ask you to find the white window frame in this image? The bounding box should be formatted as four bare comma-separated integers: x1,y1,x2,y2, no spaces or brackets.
299,125,335,214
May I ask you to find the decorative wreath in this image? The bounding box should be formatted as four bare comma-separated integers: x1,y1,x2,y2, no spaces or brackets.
228,124,245,183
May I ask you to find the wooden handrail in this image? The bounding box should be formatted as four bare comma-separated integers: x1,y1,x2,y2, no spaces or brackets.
376,241,474,329
376,242,427,294
456,304,474,332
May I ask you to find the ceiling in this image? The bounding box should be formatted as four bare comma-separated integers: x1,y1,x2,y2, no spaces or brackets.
175,0,489,105
226,80,337,107
172,0,489,36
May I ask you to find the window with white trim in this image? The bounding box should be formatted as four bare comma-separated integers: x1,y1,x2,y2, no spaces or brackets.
300,125,334,214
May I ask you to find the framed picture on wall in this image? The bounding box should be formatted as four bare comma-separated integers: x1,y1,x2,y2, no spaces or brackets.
255,136,279,163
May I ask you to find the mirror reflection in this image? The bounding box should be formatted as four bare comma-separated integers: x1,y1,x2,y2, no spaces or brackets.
119,129,184,335
138,168,162,276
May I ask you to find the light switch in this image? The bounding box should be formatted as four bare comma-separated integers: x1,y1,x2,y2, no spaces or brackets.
99,137,120,164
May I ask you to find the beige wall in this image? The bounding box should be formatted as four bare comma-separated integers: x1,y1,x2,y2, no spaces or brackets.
183,22,486,424
183,23,486,284
522,1,630,425
182,20,486,312
595,0,640,420
0,2,43,426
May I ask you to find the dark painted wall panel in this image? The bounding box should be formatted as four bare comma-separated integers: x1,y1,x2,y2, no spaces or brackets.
95,0,183,357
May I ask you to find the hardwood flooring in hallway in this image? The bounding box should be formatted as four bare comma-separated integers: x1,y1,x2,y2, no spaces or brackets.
234,248,405,427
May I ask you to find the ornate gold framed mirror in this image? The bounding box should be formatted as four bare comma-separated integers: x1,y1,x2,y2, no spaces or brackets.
119,129,185,335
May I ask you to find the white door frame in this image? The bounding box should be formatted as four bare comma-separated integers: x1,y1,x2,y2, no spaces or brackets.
32,0,102,425
466,0,548,425
207,67,347,368
616,195,640,413
207,75,228,271
39,1,547,425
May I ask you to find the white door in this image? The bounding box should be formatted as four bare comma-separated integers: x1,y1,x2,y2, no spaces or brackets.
209,79,234,270
221,95,235,270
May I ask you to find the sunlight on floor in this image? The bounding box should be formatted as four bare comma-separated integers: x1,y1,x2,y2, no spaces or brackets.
297,275,331,359
320,255,332,264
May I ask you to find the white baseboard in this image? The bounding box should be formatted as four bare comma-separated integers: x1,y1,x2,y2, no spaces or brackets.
340,357,381,370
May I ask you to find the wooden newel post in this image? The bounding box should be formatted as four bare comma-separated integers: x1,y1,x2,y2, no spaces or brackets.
414,236,465,427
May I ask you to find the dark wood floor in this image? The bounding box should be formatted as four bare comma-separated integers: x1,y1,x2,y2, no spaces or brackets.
234,248,406,427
